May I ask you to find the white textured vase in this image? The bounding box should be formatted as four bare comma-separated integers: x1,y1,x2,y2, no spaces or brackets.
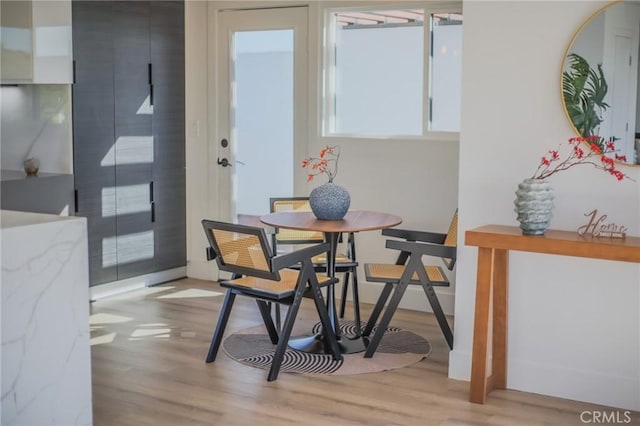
309,182,350,220
514,178,554,235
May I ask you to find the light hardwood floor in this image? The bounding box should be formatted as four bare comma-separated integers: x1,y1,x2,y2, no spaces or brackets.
90,278,635,426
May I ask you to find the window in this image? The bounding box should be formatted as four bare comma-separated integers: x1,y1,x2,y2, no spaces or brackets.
324,5,462,137
429,12,463,132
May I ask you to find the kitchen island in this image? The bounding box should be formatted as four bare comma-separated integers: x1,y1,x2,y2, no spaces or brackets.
1,210,92,425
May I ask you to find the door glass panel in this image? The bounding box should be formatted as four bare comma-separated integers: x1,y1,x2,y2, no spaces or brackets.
232,29,294,217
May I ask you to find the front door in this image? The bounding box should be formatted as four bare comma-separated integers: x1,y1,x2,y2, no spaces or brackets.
215,6,308,223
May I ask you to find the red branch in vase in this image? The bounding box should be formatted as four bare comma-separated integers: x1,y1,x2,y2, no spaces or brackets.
532,136,632,181
302,145,340,183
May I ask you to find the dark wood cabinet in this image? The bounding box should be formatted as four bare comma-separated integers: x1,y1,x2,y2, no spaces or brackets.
72,0,185,286
72,1,117,285
150,1,186,273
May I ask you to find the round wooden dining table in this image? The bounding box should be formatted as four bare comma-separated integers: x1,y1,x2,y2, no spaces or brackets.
260,210,402,354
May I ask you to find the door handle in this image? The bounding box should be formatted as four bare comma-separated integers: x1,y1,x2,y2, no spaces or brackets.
217,157,232,167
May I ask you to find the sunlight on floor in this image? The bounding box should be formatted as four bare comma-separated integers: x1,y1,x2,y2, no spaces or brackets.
90,313,133,325
90,287,221,345
91,332,116,346
90,313,134,346
129,327,171,339
97,285,177,302
157,288,223,299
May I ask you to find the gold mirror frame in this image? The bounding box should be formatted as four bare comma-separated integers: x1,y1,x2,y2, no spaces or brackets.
561,0,640,167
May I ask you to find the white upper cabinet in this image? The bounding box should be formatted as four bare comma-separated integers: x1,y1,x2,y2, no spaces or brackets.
1,1,72,84
1,1,33,81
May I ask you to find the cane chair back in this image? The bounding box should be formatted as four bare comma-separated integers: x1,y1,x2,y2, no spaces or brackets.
271,198,324,244
203,221,275,280
442,210,458,270
269,197,351,262
201,219,342,381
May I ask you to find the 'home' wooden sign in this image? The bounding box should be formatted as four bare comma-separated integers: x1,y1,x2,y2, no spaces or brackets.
577,209,627,239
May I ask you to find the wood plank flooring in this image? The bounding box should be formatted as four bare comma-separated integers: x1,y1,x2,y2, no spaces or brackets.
90,278,636,425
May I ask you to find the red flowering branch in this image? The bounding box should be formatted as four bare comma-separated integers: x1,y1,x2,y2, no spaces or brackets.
532,136,633,181
302,145,340,182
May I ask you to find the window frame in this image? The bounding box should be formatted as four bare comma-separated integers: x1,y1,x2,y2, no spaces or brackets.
321,1,462,141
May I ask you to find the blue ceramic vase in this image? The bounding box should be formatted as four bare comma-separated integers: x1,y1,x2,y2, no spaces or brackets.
309,182,350,220
514,178,554,235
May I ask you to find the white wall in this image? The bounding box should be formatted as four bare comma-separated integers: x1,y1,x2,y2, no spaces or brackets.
185,1,214,281
0,85,73,174
453,0,640,411
186,1,460,313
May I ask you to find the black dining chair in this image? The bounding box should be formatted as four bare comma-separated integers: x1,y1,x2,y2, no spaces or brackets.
269,197,362,332
362,210,458,357
201,219,342,381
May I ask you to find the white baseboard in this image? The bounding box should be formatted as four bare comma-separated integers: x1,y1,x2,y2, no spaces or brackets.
353,281,455,316
447,348,471,381
508,358,639,411
447,349,638,411
89,267,187,300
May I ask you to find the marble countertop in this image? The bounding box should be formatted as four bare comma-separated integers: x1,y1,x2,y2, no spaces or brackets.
1,209,81,229
1,206,92,425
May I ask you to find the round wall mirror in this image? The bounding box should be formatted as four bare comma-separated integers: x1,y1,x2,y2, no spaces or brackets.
562,0,640,166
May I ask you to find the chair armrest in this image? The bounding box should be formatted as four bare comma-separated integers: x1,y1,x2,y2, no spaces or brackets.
386,239,457,260
271,242,331,271
382,228,447,244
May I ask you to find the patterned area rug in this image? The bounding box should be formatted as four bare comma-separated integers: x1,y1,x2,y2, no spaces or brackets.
222,320,431,376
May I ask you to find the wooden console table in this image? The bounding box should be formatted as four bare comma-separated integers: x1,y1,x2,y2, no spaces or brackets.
465,225,640,404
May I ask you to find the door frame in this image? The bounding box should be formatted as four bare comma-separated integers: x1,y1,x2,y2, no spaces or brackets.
208,3,309,224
